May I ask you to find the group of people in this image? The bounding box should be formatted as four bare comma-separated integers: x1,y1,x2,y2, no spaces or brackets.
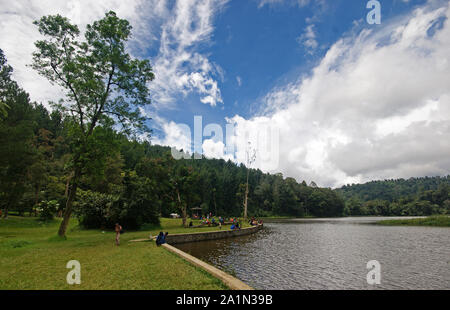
113,215,262,246
193,213,226,228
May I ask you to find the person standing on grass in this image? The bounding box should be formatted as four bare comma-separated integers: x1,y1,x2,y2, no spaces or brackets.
115,223,122,246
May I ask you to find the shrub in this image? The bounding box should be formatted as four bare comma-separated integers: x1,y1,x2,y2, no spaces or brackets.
74,175,160,230
38,200,59,220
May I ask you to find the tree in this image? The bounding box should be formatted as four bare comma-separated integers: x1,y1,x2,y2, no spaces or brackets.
170,165,201,227
31,11,154,237
0,101,9,119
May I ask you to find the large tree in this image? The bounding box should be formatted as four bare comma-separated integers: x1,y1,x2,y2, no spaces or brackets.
31,11,154,237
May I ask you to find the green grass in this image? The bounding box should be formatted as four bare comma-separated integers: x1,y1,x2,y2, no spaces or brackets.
0,216,235,290
376,215,450,227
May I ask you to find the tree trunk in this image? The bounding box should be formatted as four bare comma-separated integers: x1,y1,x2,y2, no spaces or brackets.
176,188,187,228
244,170,249,221
57,167,81,237
34,185,40,217
181,204,187,228
213,190,217,216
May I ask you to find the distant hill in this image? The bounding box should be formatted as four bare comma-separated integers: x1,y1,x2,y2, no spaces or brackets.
335,176,450,216
336,176,450,202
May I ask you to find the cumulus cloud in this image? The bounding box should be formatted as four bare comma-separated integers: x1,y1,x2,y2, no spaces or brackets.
151,117,193,153
202,139,234,161
231,2,450,187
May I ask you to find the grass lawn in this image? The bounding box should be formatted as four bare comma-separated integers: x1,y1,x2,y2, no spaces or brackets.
376,215,450,227
0,216,246,290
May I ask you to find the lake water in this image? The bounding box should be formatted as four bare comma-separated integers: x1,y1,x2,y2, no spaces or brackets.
175,217,450,290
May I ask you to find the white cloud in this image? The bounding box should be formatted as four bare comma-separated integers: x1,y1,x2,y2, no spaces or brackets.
0,0,225,109
202,139,234,161
148,0,227,108
297,24,318,54
151,116,192,153
231,2,450,187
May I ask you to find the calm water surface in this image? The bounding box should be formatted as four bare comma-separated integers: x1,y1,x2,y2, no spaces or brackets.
176,217,450,290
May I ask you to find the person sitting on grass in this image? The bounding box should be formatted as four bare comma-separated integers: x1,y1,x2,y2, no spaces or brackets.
156,231,165,246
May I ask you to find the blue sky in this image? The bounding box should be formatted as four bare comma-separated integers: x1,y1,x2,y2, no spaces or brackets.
150,0,429,131
1,0,449,187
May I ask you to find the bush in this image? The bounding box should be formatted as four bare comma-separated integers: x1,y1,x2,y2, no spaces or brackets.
74,190,115,229
74,175,160,230
38,200,59,220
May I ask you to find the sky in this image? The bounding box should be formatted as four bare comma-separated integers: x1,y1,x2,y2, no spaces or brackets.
0,0,449,188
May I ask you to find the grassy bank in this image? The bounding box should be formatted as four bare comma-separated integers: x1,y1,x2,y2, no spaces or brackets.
0,216,240,290
376,215,450,227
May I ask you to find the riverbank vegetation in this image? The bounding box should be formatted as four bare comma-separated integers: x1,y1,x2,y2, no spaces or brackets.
337,176,450,216
376,215,450,227
0,216,229,289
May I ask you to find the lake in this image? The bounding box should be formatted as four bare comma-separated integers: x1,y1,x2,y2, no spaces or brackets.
175,217,450,290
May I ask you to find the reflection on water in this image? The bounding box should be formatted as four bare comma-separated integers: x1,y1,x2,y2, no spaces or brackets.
175,217,450,290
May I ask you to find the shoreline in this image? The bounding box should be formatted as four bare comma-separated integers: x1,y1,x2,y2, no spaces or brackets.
375,215,450,227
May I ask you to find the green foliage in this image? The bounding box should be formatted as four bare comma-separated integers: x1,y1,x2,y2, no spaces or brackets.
0,49,37,215
31,11,154,137
38,200,59,220
338,177,450,216
74,190,115,229
74,174,160,231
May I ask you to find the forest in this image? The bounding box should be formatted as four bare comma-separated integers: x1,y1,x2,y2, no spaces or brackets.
337,176,450,216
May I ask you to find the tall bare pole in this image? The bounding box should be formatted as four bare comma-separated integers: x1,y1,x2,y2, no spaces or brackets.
244,141,256,221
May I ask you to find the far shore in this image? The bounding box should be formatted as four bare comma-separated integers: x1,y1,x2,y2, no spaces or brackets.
375,215,450,227
261,215,450,227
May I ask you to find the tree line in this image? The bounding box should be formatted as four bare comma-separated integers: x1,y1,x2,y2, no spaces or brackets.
337,176,450,216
